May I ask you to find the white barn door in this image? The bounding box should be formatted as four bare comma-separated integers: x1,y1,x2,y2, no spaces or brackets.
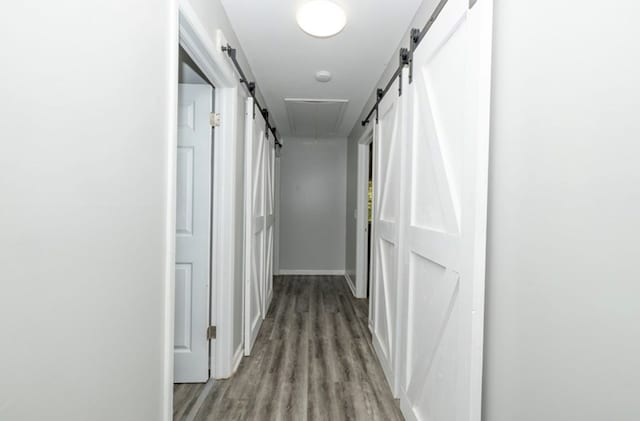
371,74,407,388
263,128,275,311
243,98,273,355
174,83,213,383
396,0,493,420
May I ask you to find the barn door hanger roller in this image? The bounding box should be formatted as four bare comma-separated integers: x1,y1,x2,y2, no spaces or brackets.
363,47,409,127
221,44,282,148
362,0,454,127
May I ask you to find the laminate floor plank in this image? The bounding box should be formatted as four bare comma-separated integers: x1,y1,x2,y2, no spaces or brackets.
182,275,403,421
173,383,206,420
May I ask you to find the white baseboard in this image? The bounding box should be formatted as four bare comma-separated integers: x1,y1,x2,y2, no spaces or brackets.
372,333,395,395
231,344,243,374
278,269,345,275
399,393,418,421
344,273,356,296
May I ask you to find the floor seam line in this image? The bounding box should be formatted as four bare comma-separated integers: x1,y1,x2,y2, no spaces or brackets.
184,377,215,421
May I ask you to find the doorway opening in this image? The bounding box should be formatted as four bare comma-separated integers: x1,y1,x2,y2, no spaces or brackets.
169,6,252,419
355,128,374,299
173,46,216,417
366,140,373,298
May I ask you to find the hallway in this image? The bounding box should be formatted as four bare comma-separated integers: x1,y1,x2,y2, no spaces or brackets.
177,275,403,421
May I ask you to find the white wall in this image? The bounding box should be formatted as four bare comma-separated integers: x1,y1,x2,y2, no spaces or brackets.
279,137,347,273
0,0,265,418
483,1,640,420
0,0,176,419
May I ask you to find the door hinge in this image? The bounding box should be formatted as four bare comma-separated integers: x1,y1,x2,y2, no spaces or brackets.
210,113,221,128
207,325,217,340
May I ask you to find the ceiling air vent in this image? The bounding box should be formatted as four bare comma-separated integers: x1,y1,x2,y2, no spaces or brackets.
284,98,348,137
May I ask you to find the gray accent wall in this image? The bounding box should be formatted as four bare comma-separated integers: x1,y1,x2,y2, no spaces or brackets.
279,137,347,273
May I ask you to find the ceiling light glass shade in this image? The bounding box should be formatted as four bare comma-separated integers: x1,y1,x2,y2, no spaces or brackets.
297,0,347,38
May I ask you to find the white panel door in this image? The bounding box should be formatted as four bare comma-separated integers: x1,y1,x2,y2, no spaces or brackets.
174,83,213,383
243,98,268,355
371,74,407,390
263,128,275,312
396,0,493,420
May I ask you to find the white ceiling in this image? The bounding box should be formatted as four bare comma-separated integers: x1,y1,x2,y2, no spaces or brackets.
220,0,422,138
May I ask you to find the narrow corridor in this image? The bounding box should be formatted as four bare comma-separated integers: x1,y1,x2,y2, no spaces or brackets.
175,275,403,420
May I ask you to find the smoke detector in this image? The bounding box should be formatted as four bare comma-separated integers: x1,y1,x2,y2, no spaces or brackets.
315,70,332,83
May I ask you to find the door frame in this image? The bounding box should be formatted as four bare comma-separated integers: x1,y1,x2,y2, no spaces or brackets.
273,153,281,276
355,126,374,299
164,2,242,418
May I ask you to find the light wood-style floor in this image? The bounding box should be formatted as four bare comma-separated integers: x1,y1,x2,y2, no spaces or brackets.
174,275,404,421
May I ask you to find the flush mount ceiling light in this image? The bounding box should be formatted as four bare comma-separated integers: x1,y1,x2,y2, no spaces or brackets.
297,0,347,38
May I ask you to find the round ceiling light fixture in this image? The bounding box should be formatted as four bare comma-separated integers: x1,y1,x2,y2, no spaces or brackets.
296,0,347,38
